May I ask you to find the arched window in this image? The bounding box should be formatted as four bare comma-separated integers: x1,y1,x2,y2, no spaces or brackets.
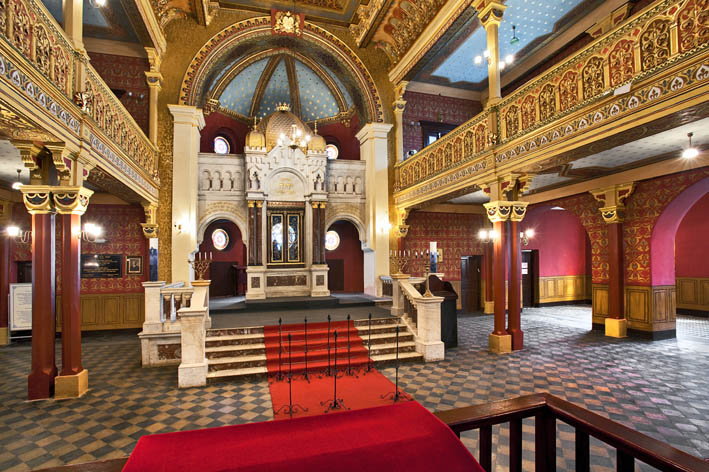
214,136,230,155
211,228,229,251
325,230,340,251
326,144,339,160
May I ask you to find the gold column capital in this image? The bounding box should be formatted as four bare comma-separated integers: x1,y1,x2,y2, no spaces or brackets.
319,202,327,209
472,0,506,28
145,71,163,90
141,202,159,238
141,223,159,238
247,200,255,208
255,201,263,208
53,186,93,215
483,200,512,223
20,185,54,214
590,182,635,224
599,205,625,224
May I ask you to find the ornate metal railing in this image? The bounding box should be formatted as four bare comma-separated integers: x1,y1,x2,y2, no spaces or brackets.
0,0,159,194
436,393,709,472
394,0,709,199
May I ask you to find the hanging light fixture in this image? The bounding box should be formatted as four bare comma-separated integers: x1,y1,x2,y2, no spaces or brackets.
11,169,22,190
510,25,519,44
682,132,698,159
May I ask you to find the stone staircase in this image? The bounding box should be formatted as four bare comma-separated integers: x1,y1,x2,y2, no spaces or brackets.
205,317,422,382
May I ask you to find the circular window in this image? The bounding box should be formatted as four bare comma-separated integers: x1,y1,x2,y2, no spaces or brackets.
325,230,340,251
326,144,339,160
212,228,229,251
214,136,230,155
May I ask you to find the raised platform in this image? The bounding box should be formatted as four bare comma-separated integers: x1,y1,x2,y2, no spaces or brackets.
211,294,384,315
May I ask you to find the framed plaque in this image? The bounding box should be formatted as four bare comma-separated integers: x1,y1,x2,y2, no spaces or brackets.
81,254,123,278
126,256,143,275
9,283,32,331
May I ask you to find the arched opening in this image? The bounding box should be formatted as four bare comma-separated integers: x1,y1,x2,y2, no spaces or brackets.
521,205,592,313
198,219,247,297
325,220,364,293
675,192,709,316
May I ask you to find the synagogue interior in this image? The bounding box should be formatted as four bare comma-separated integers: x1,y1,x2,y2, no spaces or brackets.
0,0,708,470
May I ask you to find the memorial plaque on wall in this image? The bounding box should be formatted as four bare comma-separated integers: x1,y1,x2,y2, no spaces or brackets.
9,283,32,331
81,254,123,278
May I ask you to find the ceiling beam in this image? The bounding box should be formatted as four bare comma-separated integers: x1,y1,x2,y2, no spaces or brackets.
249,56,281,118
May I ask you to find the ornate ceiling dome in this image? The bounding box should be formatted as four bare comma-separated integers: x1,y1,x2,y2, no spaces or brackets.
214,51,353,123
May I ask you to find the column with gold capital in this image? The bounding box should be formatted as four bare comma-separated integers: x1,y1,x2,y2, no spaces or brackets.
145,48,163,145
393,81,408,163
20,185,57,400
473,0,506,105
53,186,93,399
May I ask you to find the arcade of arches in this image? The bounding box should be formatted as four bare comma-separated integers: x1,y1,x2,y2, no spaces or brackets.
0,0,708,469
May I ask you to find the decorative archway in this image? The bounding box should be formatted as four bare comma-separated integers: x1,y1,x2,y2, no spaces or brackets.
197,212,248,247
650,177,709,286
325,213,366,246
179,17,383,124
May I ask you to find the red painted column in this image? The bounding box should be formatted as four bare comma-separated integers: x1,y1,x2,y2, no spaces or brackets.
492,220,507,336
508,220,523,350
319,205,326,264
28,212,57,400
255,203,262,265
60,214,83,375
0,236,9,341
607,222,624,319
483,239,494,311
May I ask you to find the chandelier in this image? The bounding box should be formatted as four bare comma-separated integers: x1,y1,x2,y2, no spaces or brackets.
277,124,311,150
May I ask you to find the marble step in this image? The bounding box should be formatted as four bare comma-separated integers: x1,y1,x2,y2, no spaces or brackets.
367,341,417,357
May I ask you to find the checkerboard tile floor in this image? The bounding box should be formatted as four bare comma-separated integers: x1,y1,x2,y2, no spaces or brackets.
0,306,707,471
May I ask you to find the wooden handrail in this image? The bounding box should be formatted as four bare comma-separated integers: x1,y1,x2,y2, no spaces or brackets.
435,393,709,472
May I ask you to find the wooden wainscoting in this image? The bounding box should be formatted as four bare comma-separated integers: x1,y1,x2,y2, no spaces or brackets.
591,284,676,332
538,275,591,304
56,293,145,331
676,277,709,314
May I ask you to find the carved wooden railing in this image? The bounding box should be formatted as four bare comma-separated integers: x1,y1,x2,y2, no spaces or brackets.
393,0,709,203
0,0,159,196
435,393,709,472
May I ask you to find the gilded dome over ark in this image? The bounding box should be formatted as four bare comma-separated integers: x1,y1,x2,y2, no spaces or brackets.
256,104,324,152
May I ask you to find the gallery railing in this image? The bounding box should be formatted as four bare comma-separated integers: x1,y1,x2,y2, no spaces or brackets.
435,392,709,472
0,0,159,197
393,0,709,204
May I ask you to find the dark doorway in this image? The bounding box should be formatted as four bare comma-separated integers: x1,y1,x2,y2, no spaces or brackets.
327,259,345,291
522,250,539,307
460,255,482,313
17,261,32,283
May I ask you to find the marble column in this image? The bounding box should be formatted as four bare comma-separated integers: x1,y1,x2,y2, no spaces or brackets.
319,203,327,264
491,220,508,340
168,105,205,283
247,202,255,266
255,201,263,265
22,187,57,400
356,123,393,296
311,202,320,264
607,221,624,319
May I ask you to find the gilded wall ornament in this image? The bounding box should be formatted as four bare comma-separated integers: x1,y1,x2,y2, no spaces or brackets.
271,10,304,37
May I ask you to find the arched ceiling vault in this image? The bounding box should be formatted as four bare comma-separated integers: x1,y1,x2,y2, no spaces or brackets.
208,49,350,123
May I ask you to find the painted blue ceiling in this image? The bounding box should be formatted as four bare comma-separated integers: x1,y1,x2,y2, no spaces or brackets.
219,59,269,117
41,0,139,42
433,0,585,84
218,55,349,121
295,60,339,121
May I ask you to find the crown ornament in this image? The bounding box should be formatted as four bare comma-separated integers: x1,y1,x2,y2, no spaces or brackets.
276,102,291,112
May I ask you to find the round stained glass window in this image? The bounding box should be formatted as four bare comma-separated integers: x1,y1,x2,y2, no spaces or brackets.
326,144,339,160
325,230,340,251
212,228,229,251
214,136,230,155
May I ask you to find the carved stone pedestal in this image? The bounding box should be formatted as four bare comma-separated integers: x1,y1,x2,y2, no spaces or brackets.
246,266,266,300
310,265,330,297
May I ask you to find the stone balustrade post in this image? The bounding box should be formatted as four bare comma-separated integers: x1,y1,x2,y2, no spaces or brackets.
178,308,207,388
414,296,445,361
191,280,211,329
142,281,166,334
391,274,410,316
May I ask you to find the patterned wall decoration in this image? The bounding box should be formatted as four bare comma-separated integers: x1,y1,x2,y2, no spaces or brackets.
88,52,150,135
401,211,486,281
623,167,709,286
10,203,148,294
402,91,482,156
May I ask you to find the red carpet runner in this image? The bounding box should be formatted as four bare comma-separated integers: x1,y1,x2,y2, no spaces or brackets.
123,402,485,472
264,320,411,419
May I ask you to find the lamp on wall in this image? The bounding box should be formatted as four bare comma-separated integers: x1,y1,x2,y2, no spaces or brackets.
478,229,499,242
520,228,534,246
6,226,31,243
78,223,103,243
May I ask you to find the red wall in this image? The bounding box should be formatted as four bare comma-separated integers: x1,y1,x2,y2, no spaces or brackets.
319,114,360,160
521,207,590,277
402,91,482,156
197,220,246,272
401,211,486,281
88,52,150,135
675,192,709,278
200,112,249,154
10,203,148,294
325,220,363,292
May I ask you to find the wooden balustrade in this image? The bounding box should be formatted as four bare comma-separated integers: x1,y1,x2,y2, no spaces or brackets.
435,393,709,472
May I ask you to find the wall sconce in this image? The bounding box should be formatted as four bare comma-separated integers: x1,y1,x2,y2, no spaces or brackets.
79,223,103,242
520,228,534,246
478,229,499,242
174,223,183,234
6,226,31,243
